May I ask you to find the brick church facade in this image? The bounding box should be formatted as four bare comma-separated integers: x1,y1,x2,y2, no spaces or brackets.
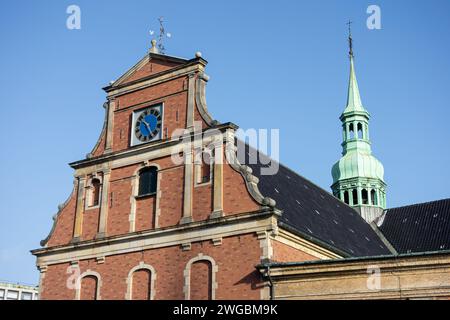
32,40,450,300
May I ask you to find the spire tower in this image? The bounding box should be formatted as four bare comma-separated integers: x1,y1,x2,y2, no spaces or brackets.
331,29,387,223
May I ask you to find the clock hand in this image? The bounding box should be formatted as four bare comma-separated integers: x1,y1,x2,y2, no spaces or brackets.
142,119,152,134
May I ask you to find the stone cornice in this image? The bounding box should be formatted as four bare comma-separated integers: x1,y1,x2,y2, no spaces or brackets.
257,250,450,278
331,176,387,190
103,57,207,98
69,122,239,170
31,209,280,266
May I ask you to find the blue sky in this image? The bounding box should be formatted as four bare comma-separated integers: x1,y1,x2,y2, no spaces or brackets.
0,0,449,284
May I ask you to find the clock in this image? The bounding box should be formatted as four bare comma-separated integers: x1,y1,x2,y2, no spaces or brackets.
131,104,163,146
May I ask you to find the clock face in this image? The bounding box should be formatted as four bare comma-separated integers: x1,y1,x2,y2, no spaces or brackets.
131,105,163,145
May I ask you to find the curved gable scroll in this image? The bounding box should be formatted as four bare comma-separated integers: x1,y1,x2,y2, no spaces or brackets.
40,179,77,247
195,72,220,127
86,102,108,159
224,134,276,209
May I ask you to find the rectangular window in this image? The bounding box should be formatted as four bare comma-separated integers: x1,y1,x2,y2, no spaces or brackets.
0,289,5,299
6,290,19,300
201,151,212,183
138,167,158,196
194,148,213,185
21,292,33,300
201,159,211,183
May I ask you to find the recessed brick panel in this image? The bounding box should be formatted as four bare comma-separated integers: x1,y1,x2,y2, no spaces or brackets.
82,207,100,240
131,269,151,300
190,260,212,300
135,196,156,231
80,276,97,300
193,184,213,221
158,167,184,228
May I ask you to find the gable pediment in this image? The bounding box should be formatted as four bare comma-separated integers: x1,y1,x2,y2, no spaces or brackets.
112,53,189,87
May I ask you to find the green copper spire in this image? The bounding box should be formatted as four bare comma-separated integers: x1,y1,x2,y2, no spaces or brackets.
344,55,365,114
331,28,387,223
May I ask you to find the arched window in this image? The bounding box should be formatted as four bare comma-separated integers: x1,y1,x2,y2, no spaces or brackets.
91,178,101,207
349,123,355,139
352,189,358,206
184,254,218,300
131,269,152,300
75,270,102,300
362,189,369,205
138,167,158,196
190,260,212,300
80,275,98,300
343,190,349,205
357,123,363,139
126,263,156,300
371,189,377,206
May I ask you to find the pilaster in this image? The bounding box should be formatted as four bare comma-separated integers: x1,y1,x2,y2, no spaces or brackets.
72,175,86,242
210,141,224,219
180,148,194,224
96,168,111,238
104,99,115,154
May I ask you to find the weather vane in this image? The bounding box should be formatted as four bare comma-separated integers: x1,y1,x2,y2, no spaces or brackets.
149,16,172,54
346,20,353,57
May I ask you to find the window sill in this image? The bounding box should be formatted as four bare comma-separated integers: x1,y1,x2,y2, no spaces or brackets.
135,193,156,199
85,205,100,211
195,180,212,187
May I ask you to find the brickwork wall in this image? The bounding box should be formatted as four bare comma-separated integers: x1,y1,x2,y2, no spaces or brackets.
91,130,106,157
158,166,184,228
47,191,77,247
82,207,100,240
113,80,187,152
193,184,213,221
135,196,156,231
47,147,260,243
271,240,319,263
123,59,181,84
108,165,134,236
223,161,260,214
40,233,263,300
36,58,314,301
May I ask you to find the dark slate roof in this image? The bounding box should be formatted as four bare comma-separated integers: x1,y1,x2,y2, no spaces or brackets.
377,198,450,254
242,144,390,257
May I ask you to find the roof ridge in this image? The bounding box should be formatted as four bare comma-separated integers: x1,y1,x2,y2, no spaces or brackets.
244,142,329,194
242,141,358,212
387,198,450,211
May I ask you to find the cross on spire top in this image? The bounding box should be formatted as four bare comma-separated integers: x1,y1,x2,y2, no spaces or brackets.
346,20,354,57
